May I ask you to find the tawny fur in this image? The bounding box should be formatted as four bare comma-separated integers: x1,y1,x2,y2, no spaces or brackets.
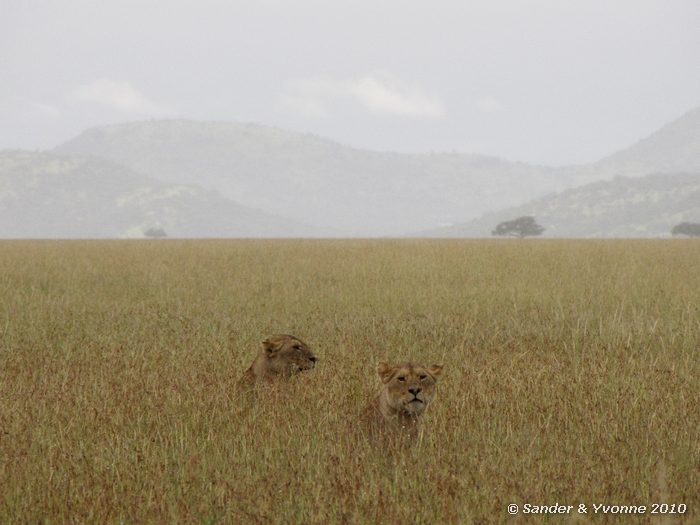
360,361,443,441
238,334,316,390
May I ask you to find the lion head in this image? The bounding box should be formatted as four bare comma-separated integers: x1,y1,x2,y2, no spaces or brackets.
377,361,443,417
260,334,317,376
239,334,317,389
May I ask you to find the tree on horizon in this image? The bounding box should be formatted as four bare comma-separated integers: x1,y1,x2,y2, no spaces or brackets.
144,227,167,238
492,216,545,238
671,222,700,237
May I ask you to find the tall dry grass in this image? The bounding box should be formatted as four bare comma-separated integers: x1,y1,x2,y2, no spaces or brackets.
0,239,698,524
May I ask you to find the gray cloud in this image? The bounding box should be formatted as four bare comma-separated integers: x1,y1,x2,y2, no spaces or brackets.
70,79,173,116
280,74,445,119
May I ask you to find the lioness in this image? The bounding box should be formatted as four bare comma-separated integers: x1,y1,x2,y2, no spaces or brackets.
238,334,317,389
360,361,443,439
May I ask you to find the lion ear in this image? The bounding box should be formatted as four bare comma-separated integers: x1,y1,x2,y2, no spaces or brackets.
427,364,443,379
377,362,395,383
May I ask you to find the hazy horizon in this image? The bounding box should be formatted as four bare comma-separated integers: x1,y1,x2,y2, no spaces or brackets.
5,108,699,167
2,0,700,165
2,0,699,239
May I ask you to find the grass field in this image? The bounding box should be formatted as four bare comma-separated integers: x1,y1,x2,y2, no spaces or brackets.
1,239,699,524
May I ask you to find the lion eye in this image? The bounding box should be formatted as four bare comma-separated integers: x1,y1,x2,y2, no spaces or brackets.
397,376,406,382
419,374,427,380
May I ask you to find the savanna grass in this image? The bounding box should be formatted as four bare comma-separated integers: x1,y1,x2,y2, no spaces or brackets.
0,239,699,524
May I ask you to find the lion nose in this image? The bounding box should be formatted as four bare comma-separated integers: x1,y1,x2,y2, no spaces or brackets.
408,386,421,395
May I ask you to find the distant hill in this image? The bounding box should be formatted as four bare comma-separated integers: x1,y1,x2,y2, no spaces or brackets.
55,120,574,235
0,151,321,238
422,172,700,238
585,107,700,179
38,104,700,237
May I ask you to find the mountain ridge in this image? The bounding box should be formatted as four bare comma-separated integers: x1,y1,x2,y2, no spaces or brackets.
420,171,700,238
55,119,575,235
580,106,700,179
0,150,324,238
5,103,699,238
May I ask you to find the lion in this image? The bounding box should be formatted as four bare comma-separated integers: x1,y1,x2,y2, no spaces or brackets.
238,334,317,390
360,361,443,440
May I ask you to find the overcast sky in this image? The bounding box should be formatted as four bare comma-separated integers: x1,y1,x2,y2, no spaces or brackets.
1,0,699,165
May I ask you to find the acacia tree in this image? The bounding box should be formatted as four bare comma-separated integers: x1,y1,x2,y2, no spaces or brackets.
671,222,700,237
144,227,167,238
492,216,545,238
